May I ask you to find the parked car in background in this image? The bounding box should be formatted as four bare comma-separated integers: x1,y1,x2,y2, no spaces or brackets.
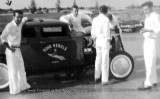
35,9,43,14
119,19,143,32
114,12,143,32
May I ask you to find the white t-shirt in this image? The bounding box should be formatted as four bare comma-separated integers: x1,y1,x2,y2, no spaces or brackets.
60,13,92,33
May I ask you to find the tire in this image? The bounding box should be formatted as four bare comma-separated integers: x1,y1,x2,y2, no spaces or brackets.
110,51,134,80
0,63,9,89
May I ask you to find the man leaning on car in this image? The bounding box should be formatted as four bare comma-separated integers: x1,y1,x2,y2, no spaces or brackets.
0,10,31,95
59,4,92,35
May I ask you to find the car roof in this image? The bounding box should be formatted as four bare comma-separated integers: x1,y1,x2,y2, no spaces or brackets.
23,18,68,27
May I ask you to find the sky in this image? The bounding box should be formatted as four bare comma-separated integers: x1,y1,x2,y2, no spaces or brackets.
0,0,160,9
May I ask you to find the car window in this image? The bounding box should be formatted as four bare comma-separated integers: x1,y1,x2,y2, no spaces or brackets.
22,27,36,38
41,26,69,38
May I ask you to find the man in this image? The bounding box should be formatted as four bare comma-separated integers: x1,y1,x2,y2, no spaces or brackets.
0,10,30,94
138,1,160,90
60,5,92,35
91,5,111,85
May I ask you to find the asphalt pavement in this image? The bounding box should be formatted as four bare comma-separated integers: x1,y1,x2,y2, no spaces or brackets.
1,32,160,99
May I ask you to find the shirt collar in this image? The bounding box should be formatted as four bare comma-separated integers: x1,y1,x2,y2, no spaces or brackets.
12,20,18,26
70,13,79,17
99,13,106,17
146,11,154,17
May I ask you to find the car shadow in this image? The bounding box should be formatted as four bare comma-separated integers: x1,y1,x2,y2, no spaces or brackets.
19,71,95,94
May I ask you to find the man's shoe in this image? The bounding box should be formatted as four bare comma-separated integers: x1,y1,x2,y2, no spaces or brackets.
153,83,158,87
138,86,152,91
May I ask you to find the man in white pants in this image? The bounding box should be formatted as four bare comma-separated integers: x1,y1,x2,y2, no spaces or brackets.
1,10,30,94
91,5,111,85
138,1,160,90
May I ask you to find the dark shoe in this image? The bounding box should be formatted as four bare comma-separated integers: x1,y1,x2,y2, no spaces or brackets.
94,78,101,84
153,83,158,87
138,86,152,91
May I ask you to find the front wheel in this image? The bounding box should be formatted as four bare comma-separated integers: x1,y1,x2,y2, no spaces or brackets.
0,63,9,89
110,51,134,80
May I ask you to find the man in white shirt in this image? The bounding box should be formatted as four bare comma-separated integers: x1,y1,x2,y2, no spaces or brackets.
0,10,30,94
60,5,92,35
91,5,111,85
138,1,160,90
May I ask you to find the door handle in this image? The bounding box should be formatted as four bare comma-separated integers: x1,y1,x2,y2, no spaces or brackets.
40,41,46,44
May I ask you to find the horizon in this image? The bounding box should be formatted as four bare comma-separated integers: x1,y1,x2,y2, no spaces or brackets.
0,0,160,10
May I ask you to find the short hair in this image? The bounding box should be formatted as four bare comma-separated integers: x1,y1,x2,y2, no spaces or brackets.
72,5,78,9
13,10,23,17
99,5,108,14
141,1,153,8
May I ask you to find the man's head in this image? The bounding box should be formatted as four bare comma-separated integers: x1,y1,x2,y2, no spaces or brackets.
72,5,78,17
99,5,108,14
141,1,153,15
13,10,23,25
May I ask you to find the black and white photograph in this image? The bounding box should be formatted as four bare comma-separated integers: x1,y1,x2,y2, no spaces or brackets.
0,0,160,99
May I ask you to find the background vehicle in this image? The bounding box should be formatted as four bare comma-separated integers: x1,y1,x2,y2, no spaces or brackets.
119,19,143,32
0,18,134,89
115,12,143,32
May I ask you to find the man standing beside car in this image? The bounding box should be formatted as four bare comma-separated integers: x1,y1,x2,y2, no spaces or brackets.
91,5,111,85
0,10,30,94
60,5,92,35
138,1,160,90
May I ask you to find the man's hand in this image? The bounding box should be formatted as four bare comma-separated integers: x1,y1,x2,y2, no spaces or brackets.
3,42,15,53
9,48,16,53
140,28,153,34
140,28,146,34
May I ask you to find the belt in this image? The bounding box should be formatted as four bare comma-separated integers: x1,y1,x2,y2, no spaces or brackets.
11,45,20,48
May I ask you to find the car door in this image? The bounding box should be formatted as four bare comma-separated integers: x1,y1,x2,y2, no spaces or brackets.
37,26,71,71
21,27,40,73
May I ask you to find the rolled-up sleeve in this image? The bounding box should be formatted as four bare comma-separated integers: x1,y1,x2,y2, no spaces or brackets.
60,14,71,24
109,14,118,29
0,25,10,43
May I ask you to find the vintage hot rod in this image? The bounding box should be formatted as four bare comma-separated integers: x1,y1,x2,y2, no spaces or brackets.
0,18,134,89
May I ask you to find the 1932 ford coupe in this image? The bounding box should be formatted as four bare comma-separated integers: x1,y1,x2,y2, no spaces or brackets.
0,19,134,89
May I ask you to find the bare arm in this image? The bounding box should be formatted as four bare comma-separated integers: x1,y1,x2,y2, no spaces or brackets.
59,14,71,24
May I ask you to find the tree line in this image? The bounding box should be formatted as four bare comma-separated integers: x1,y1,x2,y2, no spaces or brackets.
0,0,160,14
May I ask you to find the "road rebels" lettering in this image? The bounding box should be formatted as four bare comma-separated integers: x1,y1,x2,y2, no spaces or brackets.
43,43,67,52
52,44,67,51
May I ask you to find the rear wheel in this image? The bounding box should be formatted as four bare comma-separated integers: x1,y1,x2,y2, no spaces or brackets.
110,51,134,80
0,63,9,89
